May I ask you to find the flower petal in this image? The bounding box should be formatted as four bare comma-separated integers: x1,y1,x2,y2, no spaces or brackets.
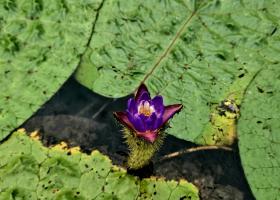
135,84,150,102
152,117,163,130
127,98,137,114
145,112,157,130
128,113,146,132
138,113,162,131
113,112,135,131
138,92,150,103
161,104,183,126
136,130,158,143
151,95,164,116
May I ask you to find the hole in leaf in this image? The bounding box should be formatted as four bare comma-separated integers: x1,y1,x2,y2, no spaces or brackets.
257,87,264,93
97,66,103,71
226,24,238,31
216,53,226,61
238,73,245,78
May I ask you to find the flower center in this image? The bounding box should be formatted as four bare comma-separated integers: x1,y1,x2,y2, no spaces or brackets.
138,101,154,116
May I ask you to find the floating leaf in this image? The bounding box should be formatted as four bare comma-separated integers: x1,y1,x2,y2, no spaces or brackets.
0,130,199,199
238,67,280,200
75,0,280,144
0,0,103,141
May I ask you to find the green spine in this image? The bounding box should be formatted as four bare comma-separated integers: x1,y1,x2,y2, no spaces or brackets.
123,128,165,169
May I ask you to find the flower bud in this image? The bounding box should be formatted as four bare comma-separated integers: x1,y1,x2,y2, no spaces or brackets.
114,84,182,169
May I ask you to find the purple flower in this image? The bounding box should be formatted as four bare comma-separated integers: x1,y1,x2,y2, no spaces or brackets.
114,84,182,143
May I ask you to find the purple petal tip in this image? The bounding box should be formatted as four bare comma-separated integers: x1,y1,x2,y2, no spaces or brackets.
135,84,150,102
161,104,183,126
113,111,135,131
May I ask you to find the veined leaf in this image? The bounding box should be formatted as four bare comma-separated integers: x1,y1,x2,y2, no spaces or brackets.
0,0,103,141
238,67,280,200
0,130,199,199
75,0,280,144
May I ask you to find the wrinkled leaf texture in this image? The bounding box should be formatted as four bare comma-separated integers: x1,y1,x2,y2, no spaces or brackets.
75,0,280,145
75,1,280,198
238,67,280,200
0,0,103,141
0,130,199,200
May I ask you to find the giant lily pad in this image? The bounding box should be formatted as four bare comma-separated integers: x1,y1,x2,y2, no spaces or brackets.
238,67,280,200
75,0,280,145
0,130,199,199
0,0,103,141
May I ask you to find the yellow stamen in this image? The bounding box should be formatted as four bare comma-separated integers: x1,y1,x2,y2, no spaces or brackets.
138,101,154,116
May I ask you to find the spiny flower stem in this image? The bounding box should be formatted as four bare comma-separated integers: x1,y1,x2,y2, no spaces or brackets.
123,128,165,169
